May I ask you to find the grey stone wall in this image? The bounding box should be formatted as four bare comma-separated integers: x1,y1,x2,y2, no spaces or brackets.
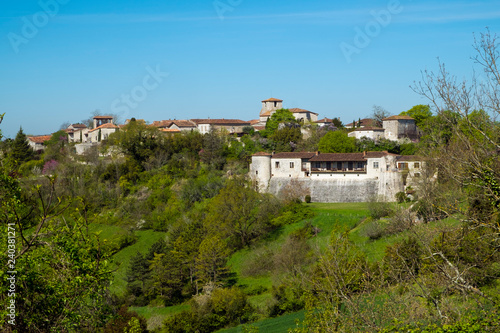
268,174,403,202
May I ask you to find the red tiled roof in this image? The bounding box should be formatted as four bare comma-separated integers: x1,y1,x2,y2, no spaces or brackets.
383,115,414,121
249,119,260,125
353,127,385,131
190,119,250,125
309,153,366,162
289,108,319,115
272,152,316,159
28,135,52,144
252,152,272,156
262,98,283,102
71,123,87,129
253,126,266,131
89,123,119,133
170,120,196,128
93,115,114,119
152,120,173,128
160,128,181,133
346,118,377,127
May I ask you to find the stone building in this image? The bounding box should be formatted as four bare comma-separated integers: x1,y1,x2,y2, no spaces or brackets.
250,151,419,202
382,115,419,141
348,127,386,140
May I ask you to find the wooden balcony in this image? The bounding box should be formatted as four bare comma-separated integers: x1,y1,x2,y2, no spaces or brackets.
311,167,367,174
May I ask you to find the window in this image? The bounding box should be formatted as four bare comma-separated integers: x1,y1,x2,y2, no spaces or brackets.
290,162,294,168
414,172,421,177
255,171,258,175
414,162,420,169
275,162,280,168
373,161,379,169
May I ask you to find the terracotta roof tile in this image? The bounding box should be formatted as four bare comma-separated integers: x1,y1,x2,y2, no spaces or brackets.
190,119,250,125
309,153,366,162
289,108,319,115
252,152,272,156
383,115,414,121
272,152,316,159
170,120,196,128
93,116,114,119
89,123,118,133
262,98,283,102
28,135,52,144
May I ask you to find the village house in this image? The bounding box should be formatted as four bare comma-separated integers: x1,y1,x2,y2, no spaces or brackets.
348,127,386,140
347,115,420,142
190,119,251,135
66,123,89,143
27,135,52,151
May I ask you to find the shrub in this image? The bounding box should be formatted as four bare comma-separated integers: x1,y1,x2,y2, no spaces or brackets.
368,198,394,219
363,220,385,240
396,191,410,203
305,194,311,203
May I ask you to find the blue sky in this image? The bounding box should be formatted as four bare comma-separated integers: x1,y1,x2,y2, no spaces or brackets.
1,0,499,138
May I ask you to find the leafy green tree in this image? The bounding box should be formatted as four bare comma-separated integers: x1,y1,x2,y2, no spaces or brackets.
196,236,230,285
270,126,302,152
318,130,356,153
204,178,279,248
263,108,297,136
10,127,34,164
108,120,163,168
0,175,114,331
400,104,432,127
200,128,226,170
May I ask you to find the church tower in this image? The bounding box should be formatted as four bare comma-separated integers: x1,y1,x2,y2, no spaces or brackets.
259,98,283,123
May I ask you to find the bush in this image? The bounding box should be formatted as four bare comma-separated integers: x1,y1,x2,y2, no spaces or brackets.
385,208,413,235
396,191,410,203
368,198,394,219
305,194,311,203
363,220,385,240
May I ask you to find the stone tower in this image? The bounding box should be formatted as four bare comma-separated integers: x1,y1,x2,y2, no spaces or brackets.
259,98,283,123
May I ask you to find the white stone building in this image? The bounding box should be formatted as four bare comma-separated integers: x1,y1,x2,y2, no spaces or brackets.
66,124,89,143
348,127,386,141
250,151,418,202
88,123,119,143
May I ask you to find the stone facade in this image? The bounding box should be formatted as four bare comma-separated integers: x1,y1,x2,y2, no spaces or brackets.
383,115,419,141
348,127,386,140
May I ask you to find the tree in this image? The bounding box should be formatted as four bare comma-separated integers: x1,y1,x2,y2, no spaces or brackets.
400,104,432,128
263,109,297,136
196,236,230,285
318,130,356,153
10,127,34,164
371,105,390,127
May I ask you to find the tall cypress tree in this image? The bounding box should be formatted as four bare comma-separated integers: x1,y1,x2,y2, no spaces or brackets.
11,127,34,163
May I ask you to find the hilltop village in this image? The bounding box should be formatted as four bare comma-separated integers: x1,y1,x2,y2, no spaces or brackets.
25,97,423,202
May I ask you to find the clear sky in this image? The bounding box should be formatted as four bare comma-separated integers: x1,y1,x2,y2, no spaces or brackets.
1,0,499,138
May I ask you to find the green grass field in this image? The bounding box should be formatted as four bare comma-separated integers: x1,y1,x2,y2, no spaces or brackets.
130,304,190,331
89,223,167,296
217,310,305,333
